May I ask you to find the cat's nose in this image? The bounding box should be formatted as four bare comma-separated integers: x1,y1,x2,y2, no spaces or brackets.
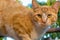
42,13,47,24
42,19,47,23
42,21,46,23
42,19,47,24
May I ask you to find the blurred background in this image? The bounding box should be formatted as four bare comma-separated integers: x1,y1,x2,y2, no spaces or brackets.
0,0,60,40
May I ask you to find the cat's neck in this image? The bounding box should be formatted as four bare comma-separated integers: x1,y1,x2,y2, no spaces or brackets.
31,21,50,40
31,28,38,40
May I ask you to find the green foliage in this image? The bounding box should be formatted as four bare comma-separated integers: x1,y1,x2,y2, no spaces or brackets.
47,0,56,6
47,0,51,6
38,2,47,6
0,37,3,40
16,0,18,1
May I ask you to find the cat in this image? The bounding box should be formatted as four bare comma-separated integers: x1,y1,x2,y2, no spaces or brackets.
0,0,60,40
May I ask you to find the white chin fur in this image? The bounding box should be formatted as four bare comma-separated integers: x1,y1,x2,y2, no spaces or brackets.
38,23,41,25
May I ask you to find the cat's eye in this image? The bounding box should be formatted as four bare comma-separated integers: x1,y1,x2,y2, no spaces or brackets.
48,14,52,17
37,14,42,17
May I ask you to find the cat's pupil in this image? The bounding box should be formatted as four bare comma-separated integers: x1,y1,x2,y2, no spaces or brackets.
37,14,42,17
48,14,52,17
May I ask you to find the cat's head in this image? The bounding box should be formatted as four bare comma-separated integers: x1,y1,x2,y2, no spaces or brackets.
32,0,60,26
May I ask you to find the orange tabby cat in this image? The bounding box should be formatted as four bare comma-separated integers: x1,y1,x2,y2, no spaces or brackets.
0,0,60,40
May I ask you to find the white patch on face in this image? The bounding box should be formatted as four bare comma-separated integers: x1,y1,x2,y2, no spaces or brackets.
42,13,47,22
46,19,51,25
38,22,40,25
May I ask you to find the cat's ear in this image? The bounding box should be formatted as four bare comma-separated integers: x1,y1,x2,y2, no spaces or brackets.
52,1,60,13
32,0,40,10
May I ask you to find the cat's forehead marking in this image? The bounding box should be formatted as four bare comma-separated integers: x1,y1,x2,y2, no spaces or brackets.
41,7,48,12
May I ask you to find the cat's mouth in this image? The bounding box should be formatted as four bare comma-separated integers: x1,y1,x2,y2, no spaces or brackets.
38,23,47,26
38,22,51,26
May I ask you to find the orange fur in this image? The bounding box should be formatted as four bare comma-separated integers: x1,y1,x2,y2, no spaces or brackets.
0,0,60,40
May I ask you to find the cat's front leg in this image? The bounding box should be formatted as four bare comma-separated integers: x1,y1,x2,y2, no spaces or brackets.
4,24,20,40
0,14,7,36
19,34,32,40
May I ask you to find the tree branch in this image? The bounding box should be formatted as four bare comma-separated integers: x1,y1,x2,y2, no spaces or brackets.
47,28,60,33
